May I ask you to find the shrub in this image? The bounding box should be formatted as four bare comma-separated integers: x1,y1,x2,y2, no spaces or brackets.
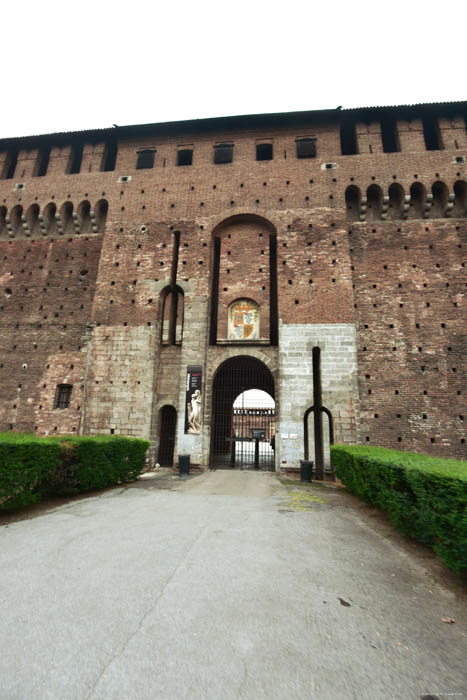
53,435,150,492
0,433,150,509
331,445,467,571
0,433,62,508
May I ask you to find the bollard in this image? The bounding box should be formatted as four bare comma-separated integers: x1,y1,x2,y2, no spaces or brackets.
179,454,190,476
300,459,313,483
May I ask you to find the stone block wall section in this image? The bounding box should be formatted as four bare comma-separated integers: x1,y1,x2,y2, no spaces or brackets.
0,102,465,465
83,325,157,437
279,324,359,468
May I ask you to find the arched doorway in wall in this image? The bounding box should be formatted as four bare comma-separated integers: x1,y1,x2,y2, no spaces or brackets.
158,405,177,466
210,356,275,470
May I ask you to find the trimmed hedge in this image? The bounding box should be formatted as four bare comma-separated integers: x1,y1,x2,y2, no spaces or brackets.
0,433,62,509
331,444,467,571
0,433,150,509
50,435,150,492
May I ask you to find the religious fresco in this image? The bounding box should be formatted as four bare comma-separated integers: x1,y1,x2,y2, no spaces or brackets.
228,299,260,340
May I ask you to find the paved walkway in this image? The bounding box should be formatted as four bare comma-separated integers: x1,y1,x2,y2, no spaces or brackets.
0,470,466,700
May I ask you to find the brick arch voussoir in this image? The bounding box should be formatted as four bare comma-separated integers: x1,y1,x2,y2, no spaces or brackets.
208,209,279,236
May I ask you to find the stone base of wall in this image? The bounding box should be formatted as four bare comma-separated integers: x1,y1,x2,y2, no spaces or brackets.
278,322,360,468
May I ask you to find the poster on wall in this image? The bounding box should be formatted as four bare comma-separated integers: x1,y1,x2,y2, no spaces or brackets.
228,299,260,340
185,365,203,434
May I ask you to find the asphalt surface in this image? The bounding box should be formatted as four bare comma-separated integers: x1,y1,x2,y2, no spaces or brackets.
0,469,466,700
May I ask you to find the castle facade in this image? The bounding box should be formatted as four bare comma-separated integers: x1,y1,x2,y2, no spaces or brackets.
0,102,465,469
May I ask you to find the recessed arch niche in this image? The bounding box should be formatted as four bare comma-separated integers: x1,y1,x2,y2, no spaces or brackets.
209,214,278,345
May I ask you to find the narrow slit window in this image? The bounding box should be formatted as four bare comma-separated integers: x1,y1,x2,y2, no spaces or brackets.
256,143,273,161
177,149,193,166
136,149,156,169
54,384,72,409
213,143,233,164
296,138,317,159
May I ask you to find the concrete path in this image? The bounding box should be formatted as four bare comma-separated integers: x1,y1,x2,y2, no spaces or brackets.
0,470,466,700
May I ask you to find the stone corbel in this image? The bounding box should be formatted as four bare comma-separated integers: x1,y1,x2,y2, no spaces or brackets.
381,195,389,220
21,215,31,237
55,212,64,235
72,212,81,234
444,193,455,217
38,215,47,236
401,195,410,219
423,194,433,219
359,196,367,222
90,210,98,233
5,216,15,237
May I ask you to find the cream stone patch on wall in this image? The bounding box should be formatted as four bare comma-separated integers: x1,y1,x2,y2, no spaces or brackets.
278,323,360,468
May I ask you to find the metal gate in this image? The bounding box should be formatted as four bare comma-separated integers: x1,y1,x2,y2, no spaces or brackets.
158,405,176,466
211,356,275,470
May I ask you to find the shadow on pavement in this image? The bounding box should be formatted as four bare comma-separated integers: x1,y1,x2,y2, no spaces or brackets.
0,468,196,526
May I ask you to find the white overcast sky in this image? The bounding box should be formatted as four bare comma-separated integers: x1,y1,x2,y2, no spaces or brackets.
2,0,466,139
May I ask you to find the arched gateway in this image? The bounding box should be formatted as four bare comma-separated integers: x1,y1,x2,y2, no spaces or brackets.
210,356,275,470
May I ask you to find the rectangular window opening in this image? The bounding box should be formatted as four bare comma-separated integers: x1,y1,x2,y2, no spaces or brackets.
213,143,233,164
177,149,193,166
67,144,83,174
422,116,443,151
136,149,156,169
340,123,358,155
2,150,19,179
381,118,400,153
296,138,317,159
256,143,273,161
34,147,51,177
101,141,118,172
54,384,72,409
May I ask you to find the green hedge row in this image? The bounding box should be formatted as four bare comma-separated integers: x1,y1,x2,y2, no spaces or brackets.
0,433,150,510
331,444,467,571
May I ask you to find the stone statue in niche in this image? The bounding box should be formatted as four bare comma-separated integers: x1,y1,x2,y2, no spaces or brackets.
187,389,202,434
228,299,259,340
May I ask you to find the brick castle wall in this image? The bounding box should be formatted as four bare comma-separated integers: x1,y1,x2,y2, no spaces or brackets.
0,107,465,462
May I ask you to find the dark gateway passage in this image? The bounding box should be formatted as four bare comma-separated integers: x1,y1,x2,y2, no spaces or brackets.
210,356,275,470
